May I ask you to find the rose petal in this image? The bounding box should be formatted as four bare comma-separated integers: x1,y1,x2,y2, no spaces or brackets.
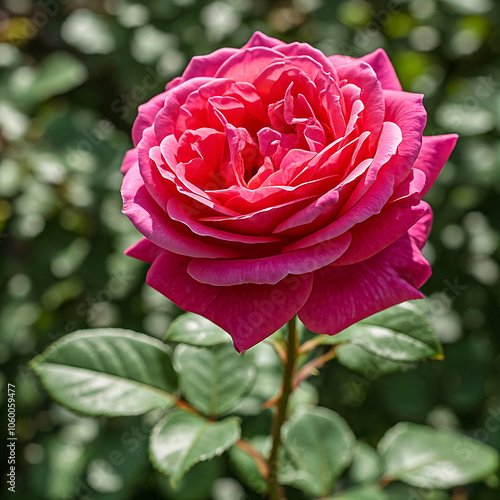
299,220,431,335
383,89,427,184
167,197,280,245
132,91,167,146
329,49,402,91
125,237,161,263
146,251,314,351
277,42,337,78
176,79,235,135
390,168,427,203
209,170,338,219
158,133,239,215
121,148,138,174
122,163,241,258
408,207,433,249
177,47,238,81
282,122,402,249
243,31,285,49
175,127,227,190
337,61,385,142
215,46,285,82
138,126,175,211
254,56,336,109
199,195,317,236
187,232,351,286
414,134,458,196
273,133,374,234
333,200,430,266
154,77,220,142
360,48,402,91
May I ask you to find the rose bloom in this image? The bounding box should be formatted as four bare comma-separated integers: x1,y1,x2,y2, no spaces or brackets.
121,32,457,352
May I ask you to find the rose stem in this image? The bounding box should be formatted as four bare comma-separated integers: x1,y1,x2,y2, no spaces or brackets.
267,315,298,500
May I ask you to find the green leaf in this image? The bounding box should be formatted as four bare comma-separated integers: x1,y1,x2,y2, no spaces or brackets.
331,484,389,499
281,407,355,497
30,328,177,416
149,409,240,486
164,313,231,347
319,301,442,362
229,436,270,494
231,342,281,415
288,381,319,415
349,442,383,484
174,343,256,417
336,343,412,377
229,435,312,495
378,422,500,489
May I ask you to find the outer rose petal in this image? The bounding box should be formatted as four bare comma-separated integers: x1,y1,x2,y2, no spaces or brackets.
187,232,351,286
414,134,458,196
132,91,167,146
170,47,238,86
120,148,138,174
329,49,402,91
125,238,161,263
299,216,432,335
243,31,285,49
408,208,433,249
146,251,314,351
360,49,402,91
137,126,174,211
165,34,281,91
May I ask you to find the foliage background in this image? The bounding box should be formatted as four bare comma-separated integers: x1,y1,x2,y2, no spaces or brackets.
0,0,499,498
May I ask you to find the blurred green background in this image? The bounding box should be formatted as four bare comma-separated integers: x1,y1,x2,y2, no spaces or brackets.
0,0,499,499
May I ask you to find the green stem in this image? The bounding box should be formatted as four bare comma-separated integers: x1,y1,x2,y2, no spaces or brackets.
268,316,298,500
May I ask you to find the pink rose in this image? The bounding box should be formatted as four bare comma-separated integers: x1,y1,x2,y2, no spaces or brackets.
121,32,457,351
